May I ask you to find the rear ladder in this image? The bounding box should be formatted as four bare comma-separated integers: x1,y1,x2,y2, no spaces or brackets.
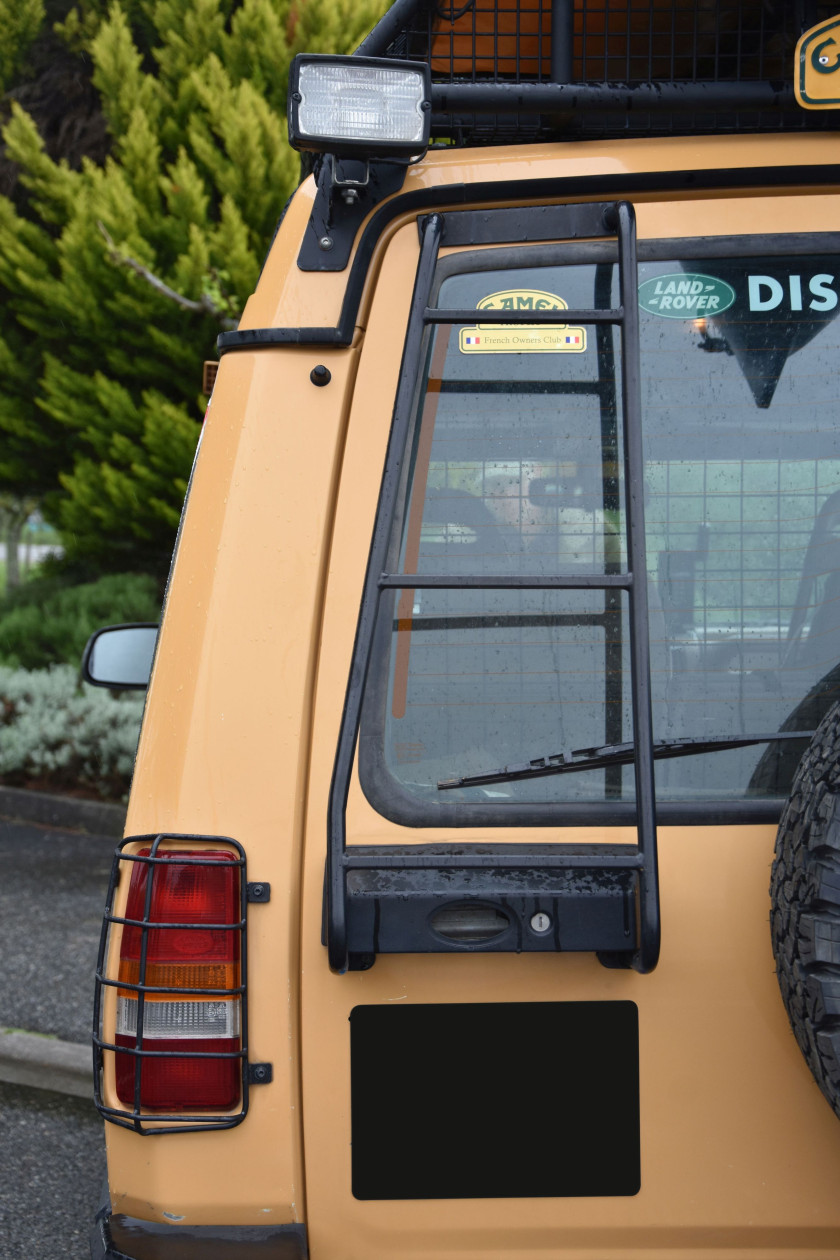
326,201,660,974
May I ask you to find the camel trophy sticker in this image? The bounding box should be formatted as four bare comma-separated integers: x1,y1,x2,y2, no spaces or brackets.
795,13,840,109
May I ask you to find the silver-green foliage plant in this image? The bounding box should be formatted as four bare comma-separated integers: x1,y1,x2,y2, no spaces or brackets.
0,665,144,799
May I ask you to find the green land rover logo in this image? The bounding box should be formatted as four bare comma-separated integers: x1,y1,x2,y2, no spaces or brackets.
638,273,736,319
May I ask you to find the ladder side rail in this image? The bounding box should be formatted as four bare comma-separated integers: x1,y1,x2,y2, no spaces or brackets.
326,212,444,972
595,258,625,794
616,201,661,973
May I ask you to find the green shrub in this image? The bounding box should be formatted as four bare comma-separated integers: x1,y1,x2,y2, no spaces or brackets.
0,572,160,669
0,665,144,800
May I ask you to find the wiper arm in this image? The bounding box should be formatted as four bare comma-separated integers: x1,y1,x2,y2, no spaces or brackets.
437,732,814,791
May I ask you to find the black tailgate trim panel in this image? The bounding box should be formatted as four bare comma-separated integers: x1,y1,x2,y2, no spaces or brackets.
350,1001,640,1199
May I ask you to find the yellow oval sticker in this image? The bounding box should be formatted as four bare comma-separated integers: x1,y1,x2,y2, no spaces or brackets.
459,289,587,354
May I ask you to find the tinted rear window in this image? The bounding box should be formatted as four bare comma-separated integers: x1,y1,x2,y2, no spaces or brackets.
359,247,840,820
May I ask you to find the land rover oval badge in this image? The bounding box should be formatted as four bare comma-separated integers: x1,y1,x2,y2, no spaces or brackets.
638,273,736,319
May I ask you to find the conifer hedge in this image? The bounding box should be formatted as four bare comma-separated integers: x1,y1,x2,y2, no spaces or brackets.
0,0,387,577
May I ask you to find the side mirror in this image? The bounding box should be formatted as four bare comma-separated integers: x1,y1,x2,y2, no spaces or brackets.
81,623,159,690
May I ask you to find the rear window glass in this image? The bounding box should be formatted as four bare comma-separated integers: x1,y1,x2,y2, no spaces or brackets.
359,247,840,820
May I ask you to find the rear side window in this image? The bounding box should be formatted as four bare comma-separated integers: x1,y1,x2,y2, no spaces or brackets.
359,244,840,822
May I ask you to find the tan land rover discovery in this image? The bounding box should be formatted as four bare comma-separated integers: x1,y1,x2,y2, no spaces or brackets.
84,2,840,1257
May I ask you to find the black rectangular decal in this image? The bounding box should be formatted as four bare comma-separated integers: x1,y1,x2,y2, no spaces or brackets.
350,1001,640,1199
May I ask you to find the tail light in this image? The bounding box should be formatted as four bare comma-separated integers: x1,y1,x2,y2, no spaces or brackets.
113,847,244,1111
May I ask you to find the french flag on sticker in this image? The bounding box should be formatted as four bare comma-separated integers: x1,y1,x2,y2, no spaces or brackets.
465,335,480,345
565,334,580,346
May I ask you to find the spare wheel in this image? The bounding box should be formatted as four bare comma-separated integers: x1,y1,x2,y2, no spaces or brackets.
771,700,840,1118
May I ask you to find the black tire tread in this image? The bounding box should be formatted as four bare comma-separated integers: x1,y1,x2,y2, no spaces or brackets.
771,700,840,1117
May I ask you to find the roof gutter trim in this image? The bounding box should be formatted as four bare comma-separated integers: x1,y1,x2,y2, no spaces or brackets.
217,162,840,355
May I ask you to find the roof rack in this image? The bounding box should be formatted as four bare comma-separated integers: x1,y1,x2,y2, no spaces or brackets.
357,0,838,143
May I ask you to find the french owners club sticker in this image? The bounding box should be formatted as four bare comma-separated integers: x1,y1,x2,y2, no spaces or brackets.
638,273,736,318
459,289,586,354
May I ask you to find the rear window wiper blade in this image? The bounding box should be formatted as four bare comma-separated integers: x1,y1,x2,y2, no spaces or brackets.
437,732,815,791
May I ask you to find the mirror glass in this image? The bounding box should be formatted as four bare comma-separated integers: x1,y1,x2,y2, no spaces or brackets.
85,625,157,689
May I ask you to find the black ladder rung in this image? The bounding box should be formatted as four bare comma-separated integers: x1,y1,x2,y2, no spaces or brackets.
342,851,644,871
341,849,644,872
424,306,625,325
378,572,633,590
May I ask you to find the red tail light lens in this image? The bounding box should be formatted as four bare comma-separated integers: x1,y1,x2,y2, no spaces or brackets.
115,850,242,1110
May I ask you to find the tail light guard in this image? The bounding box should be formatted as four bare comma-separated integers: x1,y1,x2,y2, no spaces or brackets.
93,834,272,1135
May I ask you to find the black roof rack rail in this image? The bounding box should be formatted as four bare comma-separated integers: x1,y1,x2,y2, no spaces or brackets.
355,0,839,144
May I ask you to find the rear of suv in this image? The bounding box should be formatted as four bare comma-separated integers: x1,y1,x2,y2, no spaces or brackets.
86,3,840,1256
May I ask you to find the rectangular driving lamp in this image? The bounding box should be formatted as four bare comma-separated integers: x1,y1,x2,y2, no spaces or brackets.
288,54,432,160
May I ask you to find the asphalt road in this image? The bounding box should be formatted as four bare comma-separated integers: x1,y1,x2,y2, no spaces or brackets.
0,819,114,1259
0,1080,106,1260
0,820,115,1042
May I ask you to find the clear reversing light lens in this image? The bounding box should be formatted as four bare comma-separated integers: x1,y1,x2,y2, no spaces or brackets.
297,62,427,147
116,997,240,1039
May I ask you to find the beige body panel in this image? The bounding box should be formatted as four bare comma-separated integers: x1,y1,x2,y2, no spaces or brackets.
110,343,359,1224
105,135,840,1251
298,206,840,1256
300,834,840,1258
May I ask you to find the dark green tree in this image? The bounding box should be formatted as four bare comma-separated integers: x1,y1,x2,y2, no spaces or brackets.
0,0,388,579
